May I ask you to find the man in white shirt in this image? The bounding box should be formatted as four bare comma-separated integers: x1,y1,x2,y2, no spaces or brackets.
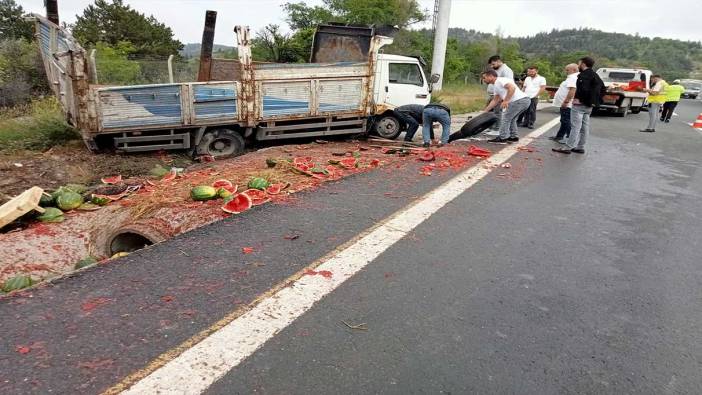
518,66,547,129
549,63,579,142
481,70,532,144
486,55,514,132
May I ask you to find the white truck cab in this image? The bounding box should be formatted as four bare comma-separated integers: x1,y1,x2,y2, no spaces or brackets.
596,67,651,116
371,54,432,139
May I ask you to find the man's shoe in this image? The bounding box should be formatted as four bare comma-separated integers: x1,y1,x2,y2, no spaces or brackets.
548,136,560,141
665,119,670,123
552,147,571,154
487,137,509,144
527,125,534,129
423,142,430,148
507,136,519,142
437,142,445,148
571,148,585,154
639,129,655,133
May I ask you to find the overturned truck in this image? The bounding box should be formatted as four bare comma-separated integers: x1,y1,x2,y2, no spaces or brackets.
32,16,435,157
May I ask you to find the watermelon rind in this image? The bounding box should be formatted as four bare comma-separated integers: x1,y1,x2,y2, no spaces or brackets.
2,275,33,293
56,190,84,211
190,186,218,201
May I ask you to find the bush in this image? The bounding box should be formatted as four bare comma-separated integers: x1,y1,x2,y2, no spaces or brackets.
0,38,50,107
0,97,79,151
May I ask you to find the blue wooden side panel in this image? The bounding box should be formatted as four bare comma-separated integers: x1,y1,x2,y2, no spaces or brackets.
261,82,311,118
38,23,51,56
192,84,237,121
98,85,183,130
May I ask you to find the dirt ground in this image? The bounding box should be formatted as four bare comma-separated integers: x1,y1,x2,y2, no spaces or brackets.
0,141,194,201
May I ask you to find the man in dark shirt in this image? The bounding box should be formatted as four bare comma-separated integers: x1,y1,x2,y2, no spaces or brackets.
394,104,437,143
553,56,605,155
422,103,452,147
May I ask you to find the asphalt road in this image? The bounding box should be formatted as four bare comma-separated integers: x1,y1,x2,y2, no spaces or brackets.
2,100,702,394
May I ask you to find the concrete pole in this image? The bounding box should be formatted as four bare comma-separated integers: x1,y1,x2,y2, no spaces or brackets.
430,0,451,91
197,10,217,82
46,0,59,25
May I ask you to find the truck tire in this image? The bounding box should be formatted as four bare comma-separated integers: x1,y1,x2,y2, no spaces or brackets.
616,106,629,117
448,112,497,142
196,128,245,158
631,107,641,114
373,114,402,140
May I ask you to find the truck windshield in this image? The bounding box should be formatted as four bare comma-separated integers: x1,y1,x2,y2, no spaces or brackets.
602,71,637,82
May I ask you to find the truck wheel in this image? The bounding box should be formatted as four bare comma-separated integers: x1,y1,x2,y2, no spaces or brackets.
196,128,245,158
631,107,641,114
373,114,401,140
617,106,629,117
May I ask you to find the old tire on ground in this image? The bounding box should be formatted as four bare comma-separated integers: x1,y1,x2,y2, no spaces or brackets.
373,114,402,140
448,112,498,142
196,128,245,158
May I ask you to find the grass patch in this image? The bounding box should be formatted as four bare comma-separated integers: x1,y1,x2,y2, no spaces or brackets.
432,83,487,114
0,97,79,152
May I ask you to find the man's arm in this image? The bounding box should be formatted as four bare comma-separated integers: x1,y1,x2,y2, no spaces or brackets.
500,83,517,109
537,78,547,96
562,87,576,108
483,95,501,112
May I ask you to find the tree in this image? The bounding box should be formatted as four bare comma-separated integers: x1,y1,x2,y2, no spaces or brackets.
284,0,426,29
0,0,33,41
72,0,183,57
251,24,305,63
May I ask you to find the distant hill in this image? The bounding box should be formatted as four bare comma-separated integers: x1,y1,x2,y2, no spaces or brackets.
443,27,702,80
180,43,237,58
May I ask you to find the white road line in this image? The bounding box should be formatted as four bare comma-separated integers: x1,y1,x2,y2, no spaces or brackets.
120,117,561,395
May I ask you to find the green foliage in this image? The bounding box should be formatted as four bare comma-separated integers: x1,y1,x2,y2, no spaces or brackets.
0,0,33,41
72,0,183,57
94,41,141,85
0,38,49,107
251,25,306,63
283,0,426,29
0,97,78,151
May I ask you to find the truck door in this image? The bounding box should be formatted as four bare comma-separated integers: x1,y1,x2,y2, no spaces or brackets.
386,62,430,107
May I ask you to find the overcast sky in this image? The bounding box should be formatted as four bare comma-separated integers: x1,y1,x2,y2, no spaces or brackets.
24,0,702,45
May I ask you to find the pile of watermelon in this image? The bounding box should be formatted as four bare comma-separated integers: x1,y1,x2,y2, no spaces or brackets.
189,177,288,215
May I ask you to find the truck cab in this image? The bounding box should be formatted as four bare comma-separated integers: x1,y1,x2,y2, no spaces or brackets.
369,54,431,139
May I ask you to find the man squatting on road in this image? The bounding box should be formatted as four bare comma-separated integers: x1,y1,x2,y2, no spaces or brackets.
481,69,531,144
393,104,434,143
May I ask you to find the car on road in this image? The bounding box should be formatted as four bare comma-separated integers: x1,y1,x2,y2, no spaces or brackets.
679,79,701,99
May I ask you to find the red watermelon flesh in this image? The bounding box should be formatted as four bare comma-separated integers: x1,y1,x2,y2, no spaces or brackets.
221,184,238,193
293,157,313,166
101,175,122,184
418,151,435,162
212,179,233,188
338,158,357,169
243,189,271,206
161,170,177,182
265,183,286,195
221,193,253,214
369,159,380,167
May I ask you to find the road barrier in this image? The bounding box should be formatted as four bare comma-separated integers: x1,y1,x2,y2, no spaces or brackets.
693,113,702,130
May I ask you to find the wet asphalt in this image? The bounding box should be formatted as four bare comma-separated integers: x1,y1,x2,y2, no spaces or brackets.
2,100,702,394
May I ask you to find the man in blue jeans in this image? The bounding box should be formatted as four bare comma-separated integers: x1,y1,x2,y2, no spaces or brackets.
393,104,433,143
549,63,579,142
481,70,531,144
553,56,605,154
421,103,452,147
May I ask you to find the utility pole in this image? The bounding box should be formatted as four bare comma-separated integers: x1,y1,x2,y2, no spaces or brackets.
430,0,451,91
46,0,59,25
197,10,218,82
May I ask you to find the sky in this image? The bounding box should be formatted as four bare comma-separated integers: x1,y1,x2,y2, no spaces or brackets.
23,0,702,46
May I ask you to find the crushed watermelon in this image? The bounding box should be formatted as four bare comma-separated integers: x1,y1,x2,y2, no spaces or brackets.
221,193,253,214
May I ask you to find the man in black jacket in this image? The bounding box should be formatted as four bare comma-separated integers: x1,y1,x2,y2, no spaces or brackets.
553,56,605,154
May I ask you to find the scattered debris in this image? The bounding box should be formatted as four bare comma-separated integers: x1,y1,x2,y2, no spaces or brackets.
342,320,368,331
468,145,492,158
241,247,255,254
501,163,512,168
304,268,333,278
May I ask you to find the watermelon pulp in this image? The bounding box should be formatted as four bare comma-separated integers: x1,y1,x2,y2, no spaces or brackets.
242,189,271,206
101,175,123,184
221,193,253,214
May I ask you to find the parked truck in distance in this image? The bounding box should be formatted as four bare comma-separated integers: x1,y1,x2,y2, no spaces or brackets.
32,16,434,158
595,67,651,117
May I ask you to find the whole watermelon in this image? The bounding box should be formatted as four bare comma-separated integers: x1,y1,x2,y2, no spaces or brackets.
2,275,33,292
37,207,65,223
39,193,55,207
91,195,111,206
56,190,83,211
190,185,218,201
247,177,270,190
